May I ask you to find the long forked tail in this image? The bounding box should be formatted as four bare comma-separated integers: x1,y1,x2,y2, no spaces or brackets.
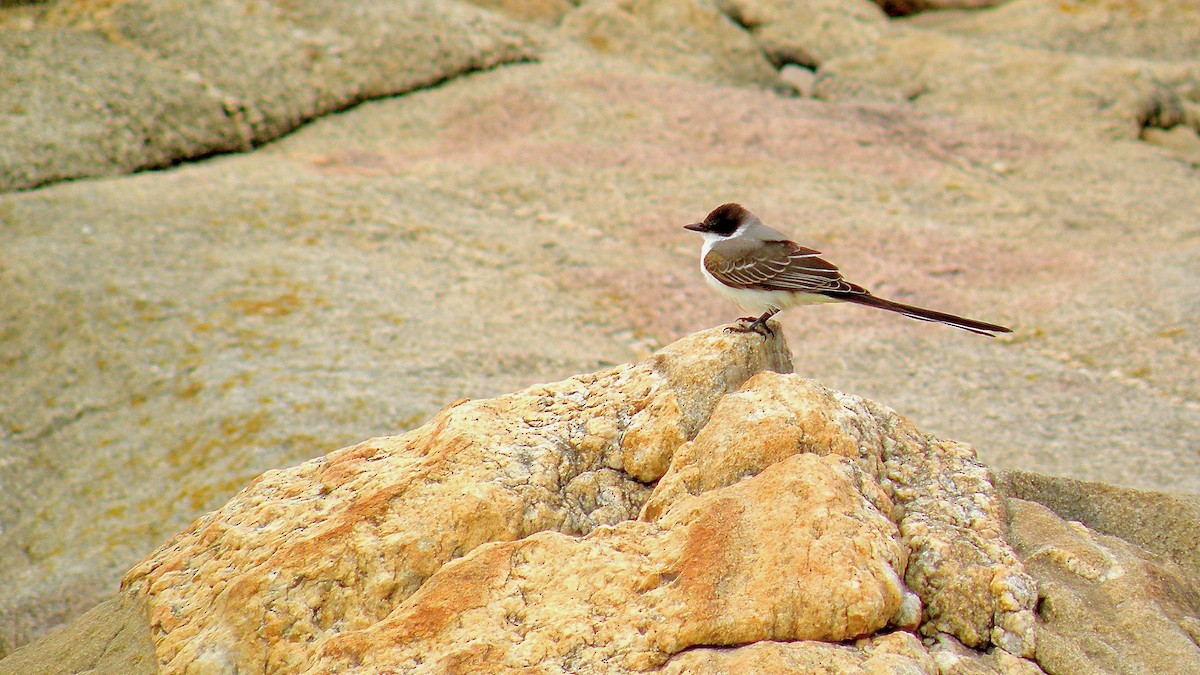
842,294,1012,337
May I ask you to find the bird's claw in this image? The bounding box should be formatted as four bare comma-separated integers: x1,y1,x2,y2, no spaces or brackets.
724,318,774,337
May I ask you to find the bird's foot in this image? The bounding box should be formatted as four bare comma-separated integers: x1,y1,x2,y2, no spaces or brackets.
725,317,774,337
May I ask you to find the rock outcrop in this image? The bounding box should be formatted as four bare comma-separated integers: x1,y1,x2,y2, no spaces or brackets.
3,326,1043,673
1005,498,1200,674
0,0,539,191
5,329,1200,673
559,0,787,91
815,25,1197,140
715,0,888,69
998,470,1200,673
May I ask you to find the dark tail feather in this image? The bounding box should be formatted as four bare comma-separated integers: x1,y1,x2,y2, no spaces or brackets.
841,294,1012,337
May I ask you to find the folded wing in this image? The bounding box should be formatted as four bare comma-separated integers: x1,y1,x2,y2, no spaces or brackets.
704,240,866,295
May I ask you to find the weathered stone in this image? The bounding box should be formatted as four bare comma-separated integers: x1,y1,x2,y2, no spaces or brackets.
560,0,786,90
1142,125,1200,166
310,453,905,672
10,325,1200,673
466,0,575,24
928,633,1046,675
995,469,1200,580
817,26,1197,140
0,0,540,191
0,594,155,675
716,0,888,68
778,64,817,97
118,327,791,672
0,28,237,192
643,372,1037,655
1006,498,1200,673
909,0,1200,62
101,333,1036,672
661,631,938,673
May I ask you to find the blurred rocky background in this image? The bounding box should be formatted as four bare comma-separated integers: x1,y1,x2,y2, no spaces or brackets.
1,0,1198,668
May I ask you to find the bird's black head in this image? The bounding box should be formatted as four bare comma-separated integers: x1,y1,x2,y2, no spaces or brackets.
684,203,750,236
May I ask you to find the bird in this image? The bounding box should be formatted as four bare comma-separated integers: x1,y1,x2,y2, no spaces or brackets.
684,203,1012,337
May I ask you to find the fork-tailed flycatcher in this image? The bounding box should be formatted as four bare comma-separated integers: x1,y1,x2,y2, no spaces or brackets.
684,203,1012,337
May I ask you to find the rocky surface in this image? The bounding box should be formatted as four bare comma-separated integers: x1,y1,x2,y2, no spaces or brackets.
0,594,156,675
717,0,888,69
816,25,1198,140
997,469,1200,579
560,0,788,91
642,369,1036,654
0,0,539,191
3,327,1040,673
4,328,1199,673
1005,497,1200,674
3,0,1200,662
119,327,793,671
908,0,1200,62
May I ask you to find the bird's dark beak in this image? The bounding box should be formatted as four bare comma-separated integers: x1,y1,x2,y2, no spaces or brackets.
683,222,706,232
